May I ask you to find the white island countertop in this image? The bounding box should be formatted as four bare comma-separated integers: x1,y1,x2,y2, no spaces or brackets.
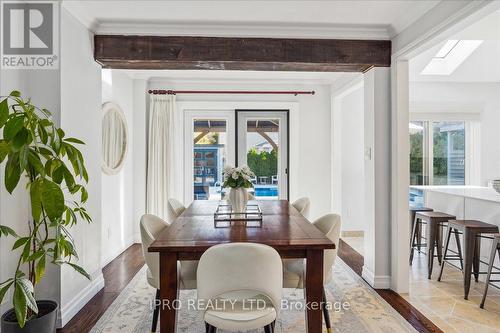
411,186,500,204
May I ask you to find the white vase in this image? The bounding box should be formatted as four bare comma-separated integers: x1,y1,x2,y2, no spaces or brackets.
228,187,248,213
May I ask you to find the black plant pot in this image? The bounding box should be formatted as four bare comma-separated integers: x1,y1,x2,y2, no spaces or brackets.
1,300,58,333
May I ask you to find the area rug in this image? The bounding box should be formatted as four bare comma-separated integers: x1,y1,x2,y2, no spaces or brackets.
90,259,416,333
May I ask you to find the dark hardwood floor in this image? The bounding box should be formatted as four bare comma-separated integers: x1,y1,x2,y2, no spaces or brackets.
338,239,444,333
58,244,145,333
59,240,442,333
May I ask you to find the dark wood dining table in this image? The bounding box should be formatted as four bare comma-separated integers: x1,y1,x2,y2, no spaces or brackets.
149,200,335,333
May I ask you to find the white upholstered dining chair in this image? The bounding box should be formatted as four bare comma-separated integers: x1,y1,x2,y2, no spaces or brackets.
168,198,186,220
140,214,198,332
291,197,310,219
197,243,283,333
283,214,341,333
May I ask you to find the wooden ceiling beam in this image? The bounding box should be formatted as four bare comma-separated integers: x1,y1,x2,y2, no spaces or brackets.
94,35,391,72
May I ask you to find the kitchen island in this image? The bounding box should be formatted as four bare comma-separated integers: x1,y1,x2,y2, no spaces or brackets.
410,185,500,279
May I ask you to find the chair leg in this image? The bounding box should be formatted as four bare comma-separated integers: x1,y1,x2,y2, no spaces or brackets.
322,287,333,333
438,226,452,282
264,324,273,333
480,238,499,309
151,289,160,333
209,324,217,333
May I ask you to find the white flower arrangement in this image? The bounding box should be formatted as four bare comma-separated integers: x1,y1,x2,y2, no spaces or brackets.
222,165,255,189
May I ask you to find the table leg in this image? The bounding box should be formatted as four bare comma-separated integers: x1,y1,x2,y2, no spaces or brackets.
305,249,324,333
160,252,178,333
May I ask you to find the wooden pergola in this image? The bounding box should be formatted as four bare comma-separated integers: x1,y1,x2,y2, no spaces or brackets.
194,120,279,151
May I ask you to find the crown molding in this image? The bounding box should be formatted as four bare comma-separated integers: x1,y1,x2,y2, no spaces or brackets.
93,20,390,40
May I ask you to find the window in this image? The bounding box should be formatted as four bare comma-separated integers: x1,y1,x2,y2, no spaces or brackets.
421,40,483,75
410,120,472,205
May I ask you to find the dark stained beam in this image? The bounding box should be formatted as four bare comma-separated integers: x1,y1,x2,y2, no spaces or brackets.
94,35,391,72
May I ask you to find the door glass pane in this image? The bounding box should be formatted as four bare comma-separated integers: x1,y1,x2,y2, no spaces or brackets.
193,119,227,200
410,121,425,185
409,121,425,206
246,119,279,199
432,121,465,185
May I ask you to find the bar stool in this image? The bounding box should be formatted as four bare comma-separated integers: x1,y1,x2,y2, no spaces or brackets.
480,234,500,309
438,220,499,300
414,211,456,279
409,206,433,265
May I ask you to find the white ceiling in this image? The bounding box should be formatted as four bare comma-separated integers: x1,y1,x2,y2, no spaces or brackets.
118,69,356,85
63,0,439,39
409,9,500,83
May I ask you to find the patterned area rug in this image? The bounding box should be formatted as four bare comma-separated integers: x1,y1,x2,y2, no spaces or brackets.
90,259,416,333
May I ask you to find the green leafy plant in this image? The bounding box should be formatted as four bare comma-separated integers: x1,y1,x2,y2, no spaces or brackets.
222,165,254,189
0,91,92,327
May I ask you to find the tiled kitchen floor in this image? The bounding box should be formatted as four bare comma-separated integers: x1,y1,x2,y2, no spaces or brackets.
341,236,500,333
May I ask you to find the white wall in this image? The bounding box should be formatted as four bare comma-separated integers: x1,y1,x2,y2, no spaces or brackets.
59,7,103,327
101,70,135,266
0,22,61,323
144,81,333,219
339,87,365,232
363,68,392,289
410,82,500,185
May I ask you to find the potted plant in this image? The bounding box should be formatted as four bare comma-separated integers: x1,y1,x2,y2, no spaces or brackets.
0,91,92,333
222,165,255,213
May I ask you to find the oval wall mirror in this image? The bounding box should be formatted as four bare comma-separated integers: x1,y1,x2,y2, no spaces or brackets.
101,102,128,175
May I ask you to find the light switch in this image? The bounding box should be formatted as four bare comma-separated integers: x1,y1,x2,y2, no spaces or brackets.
364,147,372,160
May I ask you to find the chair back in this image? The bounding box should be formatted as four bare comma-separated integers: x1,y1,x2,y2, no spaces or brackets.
140,214,169,284
292,197,310,219
168,198,186,220
313,214,341,284
197,243,282,312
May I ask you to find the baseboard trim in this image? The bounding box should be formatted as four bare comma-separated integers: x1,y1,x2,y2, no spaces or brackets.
361,266,391,289
341,230,364,237
58,273,105,328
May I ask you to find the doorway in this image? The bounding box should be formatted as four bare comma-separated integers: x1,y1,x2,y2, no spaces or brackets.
184,109,289,202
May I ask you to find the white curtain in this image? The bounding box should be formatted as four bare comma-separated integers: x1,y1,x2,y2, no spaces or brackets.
147,95,176,220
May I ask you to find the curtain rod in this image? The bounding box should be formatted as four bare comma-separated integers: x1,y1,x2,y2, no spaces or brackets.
148,90,315,96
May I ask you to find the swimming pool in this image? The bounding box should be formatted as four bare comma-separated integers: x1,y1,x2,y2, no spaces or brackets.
254,186,278,197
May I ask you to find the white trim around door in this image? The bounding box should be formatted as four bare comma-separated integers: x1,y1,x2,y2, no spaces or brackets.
177,101,300,206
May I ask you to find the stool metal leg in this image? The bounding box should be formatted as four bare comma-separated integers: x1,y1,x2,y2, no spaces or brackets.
463,230,476,300
473,237,481,283
438,226,453,282
480,238,500,309
427,219,438,279
454,231,464,270
409,216,420,265
437,224,444,265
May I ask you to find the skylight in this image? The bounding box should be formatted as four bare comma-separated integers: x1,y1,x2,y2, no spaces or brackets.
421,40,483,75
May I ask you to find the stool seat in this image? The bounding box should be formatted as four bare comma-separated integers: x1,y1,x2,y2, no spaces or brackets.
417,211,456,220
449,220,499,233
